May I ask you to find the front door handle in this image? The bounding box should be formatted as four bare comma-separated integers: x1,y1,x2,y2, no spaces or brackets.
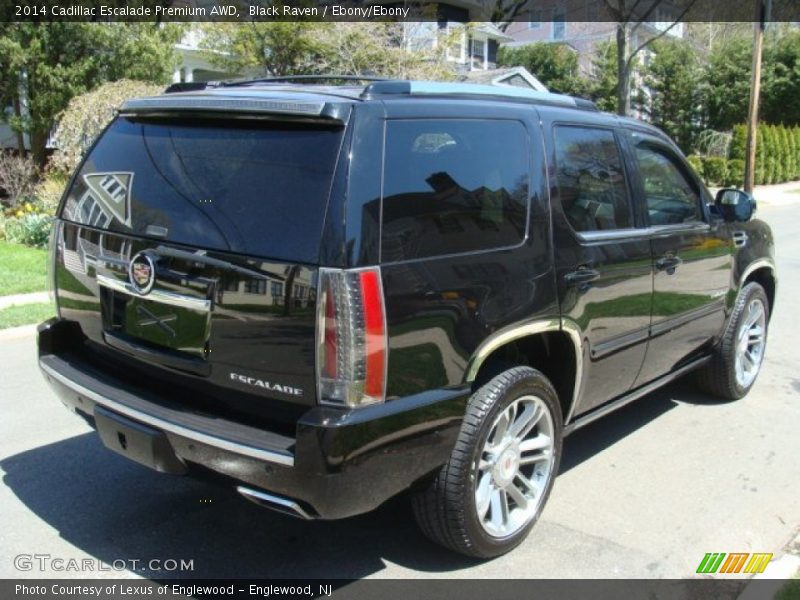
656,254,682,274
564,267,601,285
732,231,749,247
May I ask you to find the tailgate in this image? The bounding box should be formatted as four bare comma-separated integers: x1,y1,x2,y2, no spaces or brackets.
52,113,345,422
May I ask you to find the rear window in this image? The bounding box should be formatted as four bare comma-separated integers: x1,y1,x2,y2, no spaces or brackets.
381,119,529,262
61,117,344,263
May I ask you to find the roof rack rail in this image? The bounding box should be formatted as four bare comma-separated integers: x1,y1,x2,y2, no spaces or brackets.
361,80,598,112
222,75,394,87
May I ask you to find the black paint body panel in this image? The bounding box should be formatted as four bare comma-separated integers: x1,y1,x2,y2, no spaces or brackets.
39,86,776,519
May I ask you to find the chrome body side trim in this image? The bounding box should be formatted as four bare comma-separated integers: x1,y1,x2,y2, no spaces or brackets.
739,257,776,289
40,361,295,467
464,317,584,426
97,274,211,313
559,318,584,425
721,257,777,338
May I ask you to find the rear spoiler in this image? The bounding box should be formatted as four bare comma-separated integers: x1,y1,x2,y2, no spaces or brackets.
119,95,348,122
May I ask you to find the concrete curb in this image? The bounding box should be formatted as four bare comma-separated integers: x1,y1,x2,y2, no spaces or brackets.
0,291,49,310
737,529,800,599
0,323,38,341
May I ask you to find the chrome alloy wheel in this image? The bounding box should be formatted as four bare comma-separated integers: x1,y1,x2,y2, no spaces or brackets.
474,395,555,538
735,298,767,388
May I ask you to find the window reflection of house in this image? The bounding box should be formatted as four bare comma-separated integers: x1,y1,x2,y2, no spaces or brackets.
220,267,312,309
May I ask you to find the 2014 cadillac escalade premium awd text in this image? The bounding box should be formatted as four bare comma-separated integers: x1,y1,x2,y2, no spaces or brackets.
37,78,776,558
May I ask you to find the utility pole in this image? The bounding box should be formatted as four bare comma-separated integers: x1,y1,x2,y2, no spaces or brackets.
744,0,771,193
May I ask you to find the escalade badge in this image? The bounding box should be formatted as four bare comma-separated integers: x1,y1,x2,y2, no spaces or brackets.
128,252,156,295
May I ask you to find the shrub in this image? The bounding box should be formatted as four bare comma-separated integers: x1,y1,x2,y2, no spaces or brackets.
789,127,799,180
50,79,164,175
4,213,53,248
780,127,794,183
726,159,745,188
729,124,747,160
760,125,775,185
702,156,728,186
795,128,800,178
33,172,69,215
755,127,766,185
686,155,704,178
0,151,37,208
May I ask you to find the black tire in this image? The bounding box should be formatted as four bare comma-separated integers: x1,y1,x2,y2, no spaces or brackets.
696,282,770,400
411,366,563,558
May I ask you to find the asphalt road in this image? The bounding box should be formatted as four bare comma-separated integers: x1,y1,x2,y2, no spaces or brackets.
1,202,799,581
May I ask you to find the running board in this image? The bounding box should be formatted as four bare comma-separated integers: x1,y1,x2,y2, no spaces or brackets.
564,355,711,435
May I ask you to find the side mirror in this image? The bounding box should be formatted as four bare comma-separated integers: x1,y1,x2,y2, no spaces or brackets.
715,188,756,222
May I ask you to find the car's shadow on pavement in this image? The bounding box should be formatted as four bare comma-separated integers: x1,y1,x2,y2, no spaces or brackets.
559,377,716,474
1,432,479,579
2,378,716,579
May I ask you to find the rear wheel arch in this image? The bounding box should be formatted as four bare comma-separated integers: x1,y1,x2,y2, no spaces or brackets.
465,319,583,426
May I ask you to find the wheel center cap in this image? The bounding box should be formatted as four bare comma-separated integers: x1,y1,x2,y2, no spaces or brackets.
493,445,520,487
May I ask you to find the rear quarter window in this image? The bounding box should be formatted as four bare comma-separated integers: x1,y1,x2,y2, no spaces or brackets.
381,119,529,262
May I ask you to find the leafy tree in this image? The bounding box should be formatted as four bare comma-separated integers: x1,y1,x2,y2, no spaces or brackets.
200,22,327,77
702,36,758,132
314,23,457,80
761,30,800,126
602,0,698,116
638,38,702,154
497,43,590,96
0,23,181,168
201,22,457,81
587,40,619,113
703,29,800,131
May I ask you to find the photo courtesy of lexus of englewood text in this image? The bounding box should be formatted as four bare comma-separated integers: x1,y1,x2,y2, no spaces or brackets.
0,1,799,599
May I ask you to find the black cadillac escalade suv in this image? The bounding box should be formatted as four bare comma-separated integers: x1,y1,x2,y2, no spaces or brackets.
38,78,776,558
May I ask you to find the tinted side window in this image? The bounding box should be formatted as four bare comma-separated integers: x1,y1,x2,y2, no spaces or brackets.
634,144,703,225
553,126,631,232
381,120,529,262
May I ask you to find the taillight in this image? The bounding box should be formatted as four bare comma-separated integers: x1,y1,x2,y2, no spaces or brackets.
316,267,387,407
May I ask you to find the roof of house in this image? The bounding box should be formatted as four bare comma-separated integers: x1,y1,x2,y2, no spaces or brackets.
471,22,514,43
459,66,548,92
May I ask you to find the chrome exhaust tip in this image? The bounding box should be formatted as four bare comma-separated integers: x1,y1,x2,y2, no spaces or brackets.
236,486,315,520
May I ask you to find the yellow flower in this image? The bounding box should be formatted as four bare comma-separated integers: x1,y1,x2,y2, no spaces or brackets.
16,211,24,218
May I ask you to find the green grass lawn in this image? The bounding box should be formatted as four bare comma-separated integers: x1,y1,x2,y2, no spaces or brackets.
0,303,54,329
0,241,48,295
776,573,800,600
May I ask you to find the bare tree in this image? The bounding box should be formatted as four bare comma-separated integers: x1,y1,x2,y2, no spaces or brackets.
0,151,37,207
603,0,698,116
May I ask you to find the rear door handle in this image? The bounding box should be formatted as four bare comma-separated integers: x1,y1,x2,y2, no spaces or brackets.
564,267,601,285
656,254,682,273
